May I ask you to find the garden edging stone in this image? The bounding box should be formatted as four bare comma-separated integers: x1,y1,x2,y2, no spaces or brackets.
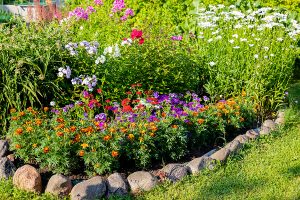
106,172,128,196
0,157,16,180
0,140,9,158
13,165,42,193
127,171,158,193
160,164,189,182
45,174,73,197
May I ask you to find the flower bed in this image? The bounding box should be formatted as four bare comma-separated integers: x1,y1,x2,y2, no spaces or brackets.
7,84,255,175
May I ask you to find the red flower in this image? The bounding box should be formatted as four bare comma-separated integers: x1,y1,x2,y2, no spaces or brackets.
105,99,111,103
105,105,112,110
136,91,142,95
139,38,144,45
121,98,131,106
122,105,133,113
126,91,132,95
131,29,143,40
97,88,102,94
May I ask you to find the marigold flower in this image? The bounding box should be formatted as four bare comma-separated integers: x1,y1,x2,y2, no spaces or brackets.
43,107,49,112
161,112,167,117
15,128,23,135
242,90,246,97
79,150,85,157
70,126,77,132
57,118,64,123
139,137,144,142
19,111,25,117
128,134,135,140
56,131,64,137
32,143,37,148
74,134,81,143
10,108,16,113
171,125,178,129
43,147,50,153
240,117,245,122
130,123,136,128
222,109,229,114
27,107,33,111
26,127,33,132
35,119,42,126
235,112,240,115
192,112,198,117
11,116,18,121
217,112,222,117
120,127,128,133
217,103,225,109
103,135,111,141
140,130,146,135
109,128,116,133
150,132,155,137
150,126,158,132
15,144,21,149
81,143,89,149
197,119,205,124
111,150,119,157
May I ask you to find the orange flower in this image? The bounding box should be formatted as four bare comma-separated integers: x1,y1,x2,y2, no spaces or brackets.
19,111,25,117
70,126,77,132
10,108,16,113
15,144,21,149
139,137,144,142
26,127,33,132
235,112,240,116
25,121,32,125
64,128,70,133
227,99,236,106
150,132,155,137
11,116,18,121
103,135,111,141
128,134,135,140
79,150,85,157
81,143,89,149
217,102,225,109
74,134,81,143
27,107,33,111
32,143,37,148
111,150,119,157
150,126,158,132
197,119,205,124
171,125,178,129
56,131,64,137
109,128,116,133
192,112,198,117
242,90,246,97
161,112,167,117
130,123,136,128
35,119,42,126
91,148,96,152
140,130,146,135
222,109,229,114
43,107,49,112
240,117,245,122
43,147,50,153
120,127,128,133
217,112,222,117
15,128,23,135
57,118,64,123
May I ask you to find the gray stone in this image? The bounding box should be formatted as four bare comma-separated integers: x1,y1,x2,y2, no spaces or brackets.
245,129,260,139
203,149,217,157
160,164,188,182
70,176,106,200
210,148,231,162
13,165,42,193
262,119,276,130
260,126,271,135
234,135,249,144
0,157,16,179
127,171,158,193
45,174,72,196
224,140,242,153
275,117,284,125
107,173,128,196
186,156,214,174
0,140,9,157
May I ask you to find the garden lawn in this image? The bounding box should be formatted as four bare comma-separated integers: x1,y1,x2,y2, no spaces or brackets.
137,82,300,200
0,83,299,200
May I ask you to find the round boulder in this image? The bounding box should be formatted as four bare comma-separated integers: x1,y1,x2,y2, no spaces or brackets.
127,171,158,193
107,173,128,196
262,119,276,130
0,157,16,179
70,176,106,200
45,174,72,196
13,165,42,193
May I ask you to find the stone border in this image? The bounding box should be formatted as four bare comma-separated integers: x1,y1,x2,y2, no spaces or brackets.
0,110,285,199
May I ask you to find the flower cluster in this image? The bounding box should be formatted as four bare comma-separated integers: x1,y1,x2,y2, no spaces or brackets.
57,66,71,79
112,0,125,13
71,75,98,91
68,6,96,20
120,8,134,21
94,0,103,6
130,29,144,45
171,35,183,41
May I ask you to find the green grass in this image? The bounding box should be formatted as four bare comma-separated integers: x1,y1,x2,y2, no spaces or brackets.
0,82,299,199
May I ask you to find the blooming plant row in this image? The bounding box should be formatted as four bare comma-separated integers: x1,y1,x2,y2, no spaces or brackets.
7,84,255,175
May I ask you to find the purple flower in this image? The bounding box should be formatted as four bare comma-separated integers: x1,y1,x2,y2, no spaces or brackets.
125,8,134,16
203,96,210,101
51,109,59,114
171,36,183,41
285,92,288,95
153,91,159,98
112,0,125,13
120,15,128,21
83,112,88,119
82,90,89,98
86,6,96,14
147,115,158,122
95,113,107,121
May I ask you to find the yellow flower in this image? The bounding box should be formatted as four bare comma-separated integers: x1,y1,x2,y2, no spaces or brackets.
32,144,37,148
81,143,89,149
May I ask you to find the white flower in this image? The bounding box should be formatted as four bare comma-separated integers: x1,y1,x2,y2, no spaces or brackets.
103,46,113,55
277,37,283,42
270,54,275,57
58,67,64,72
209,62,216,66
240,38,247,42
57,72,64,77
65,66,71,79
229,39,234,44
95,55,106,64
50,101,56,106
215,35,222,40
264,55,268,59
207,38,213,43
249,44,254,47
79,26,84,30
232,34,238,38
254,54,259,59
295,100,298,104
233,46,240,49
263,46,269,51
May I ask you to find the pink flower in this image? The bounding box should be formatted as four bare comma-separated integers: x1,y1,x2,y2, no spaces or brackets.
120,15,128,21
112,0,125,13
94,0,103,5
125,8,134,16
171,35,183,41
131,29,143,40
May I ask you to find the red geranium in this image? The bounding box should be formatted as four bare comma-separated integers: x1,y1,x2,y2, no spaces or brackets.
122,105,133,113
131,29,143,39
121,98,131,107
